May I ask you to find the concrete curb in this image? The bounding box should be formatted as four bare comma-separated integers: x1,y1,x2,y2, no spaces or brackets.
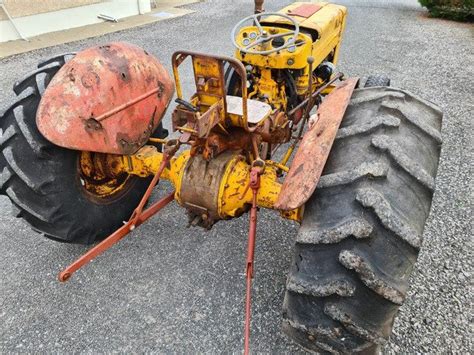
0,0,200,59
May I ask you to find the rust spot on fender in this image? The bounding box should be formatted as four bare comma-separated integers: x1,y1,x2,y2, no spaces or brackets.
81,71,100,89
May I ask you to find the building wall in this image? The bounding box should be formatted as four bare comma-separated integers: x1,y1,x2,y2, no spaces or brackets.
0,0,104,20
0,0,151,42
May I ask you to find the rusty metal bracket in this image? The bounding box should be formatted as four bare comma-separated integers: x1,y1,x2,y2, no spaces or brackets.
172,50,263,133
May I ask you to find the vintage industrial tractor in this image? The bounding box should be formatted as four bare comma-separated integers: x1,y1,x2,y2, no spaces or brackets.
0,1,443,353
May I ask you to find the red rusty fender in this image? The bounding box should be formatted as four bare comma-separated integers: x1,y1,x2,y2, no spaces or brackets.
275,78,359,211
36,42,175,155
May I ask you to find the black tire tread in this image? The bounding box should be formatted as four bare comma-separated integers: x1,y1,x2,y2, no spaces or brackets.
364,75,391,88
283,86,442,353
0,54,164,244
1,63,79,238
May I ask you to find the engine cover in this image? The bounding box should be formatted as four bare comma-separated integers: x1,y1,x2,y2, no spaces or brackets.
36,42,174,155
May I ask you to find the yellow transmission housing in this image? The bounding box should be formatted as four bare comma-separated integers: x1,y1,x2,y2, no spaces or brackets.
103,146,302,224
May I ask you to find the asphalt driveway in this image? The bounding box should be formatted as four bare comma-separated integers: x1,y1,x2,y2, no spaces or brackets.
1,0,472,353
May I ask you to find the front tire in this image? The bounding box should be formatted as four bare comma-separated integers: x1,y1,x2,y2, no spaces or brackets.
0,55,166,244
282,86,442,353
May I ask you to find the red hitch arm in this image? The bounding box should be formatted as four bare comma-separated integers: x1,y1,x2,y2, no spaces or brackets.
244,163,263,355
58,142,179,282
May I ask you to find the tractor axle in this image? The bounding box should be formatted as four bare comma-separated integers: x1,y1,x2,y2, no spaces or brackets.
101,145,302,225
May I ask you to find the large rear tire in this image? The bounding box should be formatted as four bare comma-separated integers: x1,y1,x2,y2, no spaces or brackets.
0,55,167,244
282,86,442,353
364,75,391,88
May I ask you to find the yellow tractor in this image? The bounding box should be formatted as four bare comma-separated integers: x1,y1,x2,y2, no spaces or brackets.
0,1,443,353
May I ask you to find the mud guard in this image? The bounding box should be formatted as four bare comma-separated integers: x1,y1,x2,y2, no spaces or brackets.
36,42,174,155
275,77,359,211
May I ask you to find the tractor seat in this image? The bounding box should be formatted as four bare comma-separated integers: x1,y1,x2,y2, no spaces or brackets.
226,95,272,124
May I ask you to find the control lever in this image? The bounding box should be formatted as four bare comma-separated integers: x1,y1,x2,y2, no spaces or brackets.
175,98,199,112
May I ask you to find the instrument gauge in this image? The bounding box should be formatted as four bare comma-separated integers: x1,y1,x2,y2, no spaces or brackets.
249,32,257,39
242,38,251,46
288,45,296,53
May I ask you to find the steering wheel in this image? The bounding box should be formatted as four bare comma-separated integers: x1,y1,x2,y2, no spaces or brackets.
231,12,300,55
